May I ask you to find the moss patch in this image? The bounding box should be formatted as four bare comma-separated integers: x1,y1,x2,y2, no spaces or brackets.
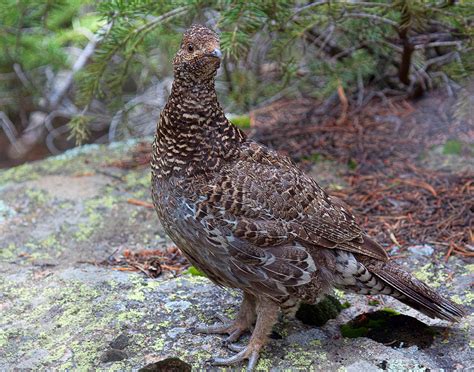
347,158,358,170
184,266,206,277
296,295,344,326
442,140,462,155
229,115,251,129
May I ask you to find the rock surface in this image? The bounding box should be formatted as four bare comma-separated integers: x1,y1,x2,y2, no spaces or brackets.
1,141,472,370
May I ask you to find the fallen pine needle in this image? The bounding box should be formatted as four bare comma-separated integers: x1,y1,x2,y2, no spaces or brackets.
398,179,438,197
336,80,349,125
112,267,135,271
389,232,401,247
127,198,154,209
444,243,455,262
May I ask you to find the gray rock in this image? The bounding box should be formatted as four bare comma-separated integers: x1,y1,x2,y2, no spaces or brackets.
101,349,128,363
165,300,192,312
0,141,472,370
167,327,187,339
110,334,130,350
407,244,434,256
346,360,382,372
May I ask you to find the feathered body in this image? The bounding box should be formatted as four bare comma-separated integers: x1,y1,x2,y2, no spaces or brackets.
151,25,464,370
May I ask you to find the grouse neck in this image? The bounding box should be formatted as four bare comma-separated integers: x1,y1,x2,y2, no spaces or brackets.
169,75,223,118
152,76,245,179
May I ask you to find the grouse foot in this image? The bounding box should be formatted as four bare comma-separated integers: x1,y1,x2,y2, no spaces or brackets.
194,314,250,344
206,297,279,371
208,343,261,371
193,292,257,344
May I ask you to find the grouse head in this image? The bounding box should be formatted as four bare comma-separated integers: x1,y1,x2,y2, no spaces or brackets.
173,24,222,82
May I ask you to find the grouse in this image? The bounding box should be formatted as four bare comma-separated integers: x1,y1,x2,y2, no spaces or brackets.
151,24,464,370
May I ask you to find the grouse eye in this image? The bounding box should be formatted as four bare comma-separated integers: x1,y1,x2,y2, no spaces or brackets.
187,44,194,52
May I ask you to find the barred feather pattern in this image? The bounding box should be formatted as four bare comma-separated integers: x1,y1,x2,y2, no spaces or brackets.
151,24,465,324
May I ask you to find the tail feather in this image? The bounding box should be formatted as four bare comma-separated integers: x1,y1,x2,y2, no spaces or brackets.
333,250,465,322
370,263,465,322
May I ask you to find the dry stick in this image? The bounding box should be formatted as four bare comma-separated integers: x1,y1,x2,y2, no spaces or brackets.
445,243,455,262
127,198,154,209
414,41,462,50
0,112,20,150
48,33,101,109
336,81,349,125
357,72,364,107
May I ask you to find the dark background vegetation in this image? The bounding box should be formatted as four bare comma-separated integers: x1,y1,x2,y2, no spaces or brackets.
0,0,472,168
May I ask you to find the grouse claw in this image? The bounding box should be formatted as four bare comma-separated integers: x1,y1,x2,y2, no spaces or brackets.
193,313,249,343
207,347,260,371
223,328,247,344
226,343,246,352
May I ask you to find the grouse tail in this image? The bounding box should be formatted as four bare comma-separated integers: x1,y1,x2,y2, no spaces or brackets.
370,263,465,322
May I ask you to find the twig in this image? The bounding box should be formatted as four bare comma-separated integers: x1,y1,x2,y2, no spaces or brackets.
414,41,462,50
424,51,459,69
343,13,398,28
45,124,70,154
0,111,22,153
13,63,33,89
293,1,330,17
127,198,154,209
336,80,348,125
48,32,100,108
444,243,455,262
357,72,364,107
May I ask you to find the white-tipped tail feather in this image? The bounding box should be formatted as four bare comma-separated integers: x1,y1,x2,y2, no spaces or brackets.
333,250,465,322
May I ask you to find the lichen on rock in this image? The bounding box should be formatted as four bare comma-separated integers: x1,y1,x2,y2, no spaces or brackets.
0,141,472,370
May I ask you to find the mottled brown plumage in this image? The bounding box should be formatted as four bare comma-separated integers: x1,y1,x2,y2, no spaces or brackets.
151,24,464,370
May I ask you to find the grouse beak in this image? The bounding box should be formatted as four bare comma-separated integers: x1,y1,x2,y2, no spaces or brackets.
210,48,222,60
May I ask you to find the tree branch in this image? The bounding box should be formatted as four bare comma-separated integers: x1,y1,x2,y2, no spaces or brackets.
413,40,462,50
343,13,398,28
48,28,103,109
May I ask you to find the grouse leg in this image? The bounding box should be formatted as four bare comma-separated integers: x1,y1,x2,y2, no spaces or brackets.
194,292,256,344
208,297,279,371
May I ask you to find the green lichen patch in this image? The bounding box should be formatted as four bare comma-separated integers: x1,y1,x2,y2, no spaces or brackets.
340,309,436,349
414,263,448,289
124,170,151,199
283,347,319,367
0,243,17,260
0,139,140,187
0,269,163,369
1,140,472,370
0,162,38,185
73,193,119,242
24,187,50,207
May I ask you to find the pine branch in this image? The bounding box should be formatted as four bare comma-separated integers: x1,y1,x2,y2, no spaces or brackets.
343,13,398,28
78,6,189,105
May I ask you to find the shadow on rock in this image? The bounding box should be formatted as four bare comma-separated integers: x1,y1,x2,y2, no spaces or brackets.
340,309,445,349
139,357,192,372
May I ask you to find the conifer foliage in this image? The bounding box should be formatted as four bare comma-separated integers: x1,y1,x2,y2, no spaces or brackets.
1,1,472,147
